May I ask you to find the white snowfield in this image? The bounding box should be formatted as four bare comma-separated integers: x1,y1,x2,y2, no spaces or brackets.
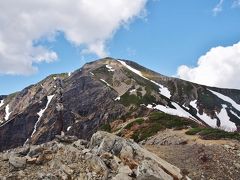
190,100,217,128
208,89,240,112
216,105,237,132
207,89,240,131
190,100,237,131
0,100,4,123
0,100,4,107
106,65,115,72
31,95,55,138
230,110,240,119
150,80,171,99
147,102,196,120
117,60,171,99
129,89,136,93
67,126,72,131
117,60,144,77
4,104,12,121
115,96,121,101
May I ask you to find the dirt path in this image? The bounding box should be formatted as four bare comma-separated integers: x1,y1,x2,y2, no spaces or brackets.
144,129,240,180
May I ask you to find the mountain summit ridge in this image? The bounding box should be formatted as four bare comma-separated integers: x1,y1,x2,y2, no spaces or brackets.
0,57,240,151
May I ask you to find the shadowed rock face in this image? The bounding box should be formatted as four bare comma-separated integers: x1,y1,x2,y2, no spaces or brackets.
1,57,240,151
0,96,6,100
0,59,128,151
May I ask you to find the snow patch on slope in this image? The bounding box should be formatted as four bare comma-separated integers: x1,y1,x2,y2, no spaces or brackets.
147,104,153,109
183,104,190,110
115,96,121,101
216,105,237,132
100,79,112,87
0,100,4,108
230,110,240,119
208,89,240,112
150,80,171,99
147,102,196,120
117,60,171,98
31,95,55,137
67,126,72,131
172,102,196,119
130,89,136,93
190,100,217,128
118,60,144,78
106,65,115,72
4,104,12,121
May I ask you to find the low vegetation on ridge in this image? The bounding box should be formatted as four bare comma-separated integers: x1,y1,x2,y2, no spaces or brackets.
114,111,200,142
186,128,240,141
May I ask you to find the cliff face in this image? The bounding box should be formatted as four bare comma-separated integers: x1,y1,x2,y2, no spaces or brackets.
0,57,240,151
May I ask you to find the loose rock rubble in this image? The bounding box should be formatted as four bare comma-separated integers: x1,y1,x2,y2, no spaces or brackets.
0,131,188,180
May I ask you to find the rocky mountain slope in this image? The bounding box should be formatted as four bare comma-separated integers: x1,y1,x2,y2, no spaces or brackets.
0,57,240,151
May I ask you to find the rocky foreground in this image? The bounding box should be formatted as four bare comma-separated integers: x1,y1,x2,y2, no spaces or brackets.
0,131,187,180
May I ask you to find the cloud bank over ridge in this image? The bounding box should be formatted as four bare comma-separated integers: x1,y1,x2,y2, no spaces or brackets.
177,42,240,89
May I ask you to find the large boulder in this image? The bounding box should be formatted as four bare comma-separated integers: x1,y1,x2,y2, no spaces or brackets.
86,155,109,180
89,131,184,179
137,159,173,180
9,156,27,170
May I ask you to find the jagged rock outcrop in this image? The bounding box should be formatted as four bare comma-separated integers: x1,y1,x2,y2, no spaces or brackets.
0,131,188,180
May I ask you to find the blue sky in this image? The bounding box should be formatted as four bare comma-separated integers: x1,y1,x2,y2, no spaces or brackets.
0,0,240,94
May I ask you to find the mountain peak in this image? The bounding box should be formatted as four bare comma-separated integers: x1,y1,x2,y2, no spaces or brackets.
0,57,240,152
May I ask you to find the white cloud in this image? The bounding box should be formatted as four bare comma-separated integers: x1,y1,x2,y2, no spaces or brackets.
0,0,147,75
232,0,240,7
213,0,240,14
177,42,240,89
213,0,224,16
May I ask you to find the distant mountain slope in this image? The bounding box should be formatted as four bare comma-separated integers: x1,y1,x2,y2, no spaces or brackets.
0,57,240,151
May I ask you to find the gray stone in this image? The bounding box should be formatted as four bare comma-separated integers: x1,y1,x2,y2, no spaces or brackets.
9,156,27,169
1,152,10,161
15,146,30,157
28,146,45,157
61,164,74,175
118,165,132,174
38,172,58,180
113,173,132,180
108,155,122,171
55,135,78,143
137,159,174,180
72,140,88,149
86,155,109,179
120,144,134,159
82,149,91,154
234,163,240,169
